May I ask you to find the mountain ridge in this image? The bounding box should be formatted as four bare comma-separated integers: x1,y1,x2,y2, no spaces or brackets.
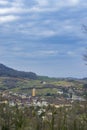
0,63,37,79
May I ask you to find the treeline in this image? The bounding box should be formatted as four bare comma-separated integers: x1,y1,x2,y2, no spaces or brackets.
0,101,87,130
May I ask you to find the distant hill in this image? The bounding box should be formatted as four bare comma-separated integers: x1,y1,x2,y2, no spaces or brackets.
0,63,37,79
0,63,87,94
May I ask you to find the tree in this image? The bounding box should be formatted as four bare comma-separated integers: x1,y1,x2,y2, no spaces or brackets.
82,25,87,62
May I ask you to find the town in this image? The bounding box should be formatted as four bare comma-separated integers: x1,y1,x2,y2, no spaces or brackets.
0,83,86,108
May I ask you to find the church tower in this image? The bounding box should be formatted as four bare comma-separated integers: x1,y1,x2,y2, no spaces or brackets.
32,88,36,97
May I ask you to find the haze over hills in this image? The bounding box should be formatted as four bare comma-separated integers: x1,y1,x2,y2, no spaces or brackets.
0,63,87,94
0,63,86,80
0,63,37,79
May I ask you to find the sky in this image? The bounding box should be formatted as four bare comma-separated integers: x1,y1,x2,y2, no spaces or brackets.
0,0,87,78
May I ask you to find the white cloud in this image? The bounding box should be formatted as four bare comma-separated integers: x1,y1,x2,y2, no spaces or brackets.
12,49,59,58
0,0,9,5
67,0,80,5
12,47,23,52
12,18,83,39
0,0,86,38
67,51,77,57
31,0,81,12
0,7,23,14
0,0,82,15
0,15,19,23
38,50,58,56
36,30,56,37
35,0,80,7
36,0,49,7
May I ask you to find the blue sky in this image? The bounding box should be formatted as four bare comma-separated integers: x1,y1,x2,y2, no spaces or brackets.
0,0,87,78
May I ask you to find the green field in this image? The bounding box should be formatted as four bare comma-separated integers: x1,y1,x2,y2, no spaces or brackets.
0,77,87,96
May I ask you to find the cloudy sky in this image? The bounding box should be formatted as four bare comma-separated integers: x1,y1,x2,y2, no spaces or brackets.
0,0,87,78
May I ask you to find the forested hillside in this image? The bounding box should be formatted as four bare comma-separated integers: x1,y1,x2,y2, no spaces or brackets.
0,64,37,79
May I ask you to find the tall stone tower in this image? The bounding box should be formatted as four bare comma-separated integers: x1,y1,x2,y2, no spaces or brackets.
32,88,36,97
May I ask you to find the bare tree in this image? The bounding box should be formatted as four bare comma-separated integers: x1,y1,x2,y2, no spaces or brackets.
82,25,87,63
82,24,87,32
84,50,87,63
